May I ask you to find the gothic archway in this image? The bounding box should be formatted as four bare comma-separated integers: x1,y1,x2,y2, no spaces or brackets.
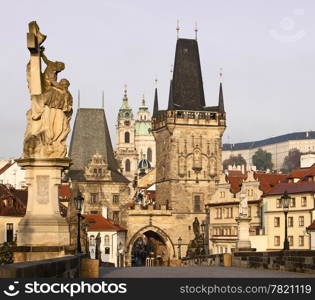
127,225,175,267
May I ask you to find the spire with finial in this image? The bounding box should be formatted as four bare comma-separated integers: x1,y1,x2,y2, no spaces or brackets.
141,93,146,106
176,19,180,39
194,21,198,40
78,89,80,109
123,84,128,102
218,68,225,113
102,90,104,108
153,78,159,116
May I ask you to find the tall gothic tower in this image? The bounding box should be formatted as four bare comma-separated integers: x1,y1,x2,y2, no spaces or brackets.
152,38,226,213
115,87,138,181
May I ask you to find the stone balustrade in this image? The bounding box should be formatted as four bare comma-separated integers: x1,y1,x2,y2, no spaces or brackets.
0,254,87,278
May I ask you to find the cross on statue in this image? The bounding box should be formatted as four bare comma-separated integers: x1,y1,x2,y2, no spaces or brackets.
27,21,46,95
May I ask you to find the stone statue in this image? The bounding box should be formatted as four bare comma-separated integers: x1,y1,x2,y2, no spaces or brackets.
23,21,73,158
192,217,200,238
95,232,101,260
239,194,248,217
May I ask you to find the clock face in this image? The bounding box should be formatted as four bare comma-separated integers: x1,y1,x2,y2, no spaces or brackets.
124,120,130,126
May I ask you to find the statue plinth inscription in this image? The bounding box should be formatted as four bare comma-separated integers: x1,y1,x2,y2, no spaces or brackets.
15,21,73,261
235,194,252,251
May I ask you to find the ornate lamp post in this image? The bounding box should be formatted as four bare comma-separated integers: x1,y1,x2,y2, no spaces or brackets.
281,191,291,251
178,237,182,259
74,192,84,254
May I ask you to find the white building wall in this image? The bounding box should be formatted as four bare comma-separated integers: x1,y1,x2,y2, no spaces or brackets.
0,161,26,189
222,138,315,171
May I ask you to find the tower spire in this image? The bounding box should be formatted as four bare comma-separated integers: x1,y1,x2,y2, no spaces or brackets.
78,89,80,109
218,69,225,113
194,21,198,40
176,20,180,39
102,90,104,108
142,93,145,106
123,84,128,101
153,78,159,116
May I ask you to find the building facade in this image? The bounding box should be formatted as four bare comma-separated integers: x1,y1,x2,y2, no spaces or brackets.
263,165,315,250
223,131,315,171
68,108,130,226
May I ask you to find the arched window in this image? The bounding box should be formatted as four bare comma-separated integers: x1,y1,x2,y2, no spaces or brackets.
147,148,152,162
124,132,130,143
125,159,131,172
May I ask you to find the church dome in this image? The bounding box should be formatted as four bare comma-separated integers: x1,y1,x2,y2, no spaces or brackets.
138,159,151,170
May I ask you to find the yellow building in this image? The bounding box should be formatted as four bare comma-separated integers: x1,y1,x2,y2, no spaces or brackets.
263,165,315,250
209,170,287,253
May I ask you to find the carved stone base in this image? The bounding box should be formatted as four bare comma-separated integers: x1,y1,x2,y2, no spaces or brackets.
235,216,252,250
13,246,67,263
16,158,71,250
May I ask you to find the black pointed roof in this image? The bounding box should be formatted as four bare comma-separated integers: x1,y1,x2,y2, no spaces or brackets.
167,79,174,110
218,82,225,113
169,38,205,110
68,108,128,183
153,87,159,116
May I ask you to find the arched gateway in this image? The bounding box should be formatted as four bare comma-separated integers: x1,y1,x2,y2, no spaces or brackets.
126,225,176,267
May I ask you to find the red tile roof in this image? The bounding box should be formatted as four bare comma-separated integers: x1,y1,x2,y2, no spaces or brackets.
254,173,288,193
0,162,13,175
227,170,244,176
59,183,71,199
307,220,315,230
300,164,315,181
82,214,127,232
287,166,313,180
264,181,315,196
226,175,246,194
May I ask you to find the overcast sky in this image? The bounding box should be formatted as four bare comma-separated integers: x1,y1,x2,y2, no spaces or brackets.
1,0,315,159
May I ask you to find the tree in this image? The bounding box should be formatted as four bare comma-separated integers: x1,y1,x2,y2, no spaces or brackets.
223,154,247,170
282,148,301,173
252,148,273,171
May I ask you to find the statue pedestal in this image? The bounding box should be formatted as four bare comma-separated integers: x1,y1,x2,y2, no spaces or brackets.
235,216,252,250
14,158,71,261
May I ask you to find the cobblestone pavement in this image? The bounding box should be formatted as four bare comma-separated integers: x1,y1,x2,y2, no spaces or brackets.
100,266,314,278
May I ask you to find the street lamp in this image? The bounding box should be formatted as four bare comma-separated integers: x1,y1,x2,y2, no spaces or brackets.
83,222,89,255
74,192,84,254
281,191,290,251
178,237,182,259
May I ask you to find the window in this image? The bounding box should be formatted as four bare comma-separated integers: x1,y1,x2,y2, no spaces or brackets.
288,216,293,227
248,206,251,217
147,148,152,162
299,216,304,227
124,132,130,143
274,217,280,227
288,236,293,247
125,159,131,172
299,236,304,246
290,198,296,208
6,223,14,242
104,235,110,246
113,211,119,223
194,195,201,212
301,197,307,207
247,189,253,196
216,208,222,219
112,194,119,205
90,193,97,204
276,199,281,208
105,247,110,254
225,207,233,218
220,191,225,198
274,236,280,246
